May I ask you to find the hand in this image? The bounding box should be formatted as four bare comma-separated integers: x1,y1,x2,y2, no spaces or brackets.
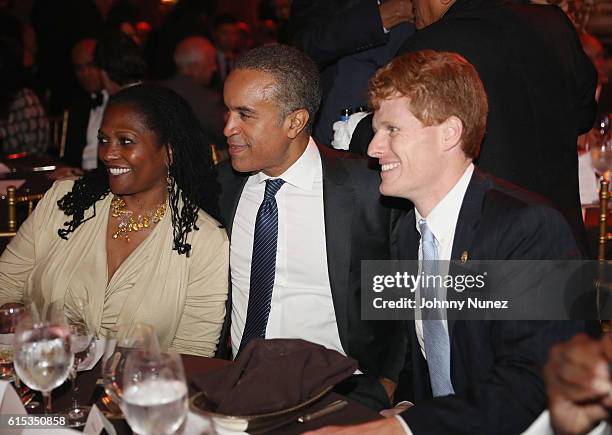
545,333,612,435
379,0,414,30
379,377,397,403
380,401,413,417
303,417,406,435
47,166,83,180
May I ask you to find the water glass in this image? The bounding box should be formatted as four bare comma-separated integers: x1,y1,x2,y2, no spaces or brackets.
12,302,73,413
61,297,95,427
122,351,188,435
102,323,157,409
0,305,30,381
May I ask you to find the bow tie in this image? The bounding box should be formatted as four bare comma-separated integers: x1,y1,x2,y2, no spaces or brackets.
90,92,104,109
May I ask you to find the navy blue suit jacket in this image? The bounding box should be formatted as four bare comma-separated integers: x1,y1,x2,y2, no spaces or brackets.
393,169,587,434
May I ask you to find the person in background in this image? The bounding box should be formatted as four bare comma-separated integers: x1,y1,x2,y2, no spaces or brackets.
350,0,597,250
61,38,106,171
161,35,225,149
579,32,608,102
94,29,147,96
0,37,48,156
52,30,147,179
0,84,228,357
212,14,242,84
291,0,415,147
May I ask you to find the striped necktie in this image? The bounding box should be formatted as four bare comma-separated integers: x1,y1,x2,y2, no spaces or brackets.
238,178,285,353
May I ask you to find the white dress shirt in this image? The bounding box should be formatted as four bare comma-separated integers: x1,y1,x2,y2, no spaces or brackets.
396,163,474,435
230,138,345,358
81,90,108,170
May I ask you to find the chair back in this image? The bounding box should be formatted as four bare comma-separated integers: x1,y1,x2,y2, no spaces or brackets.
0,186,44,238
48,110,69,158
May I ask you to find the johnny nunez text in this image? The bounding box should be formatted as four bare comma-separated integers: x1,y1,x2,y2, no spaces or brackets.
372,297,509,310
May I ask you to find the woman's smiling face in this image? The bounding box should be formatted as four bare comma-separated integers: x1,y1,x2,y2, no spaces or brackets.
98,103,169,198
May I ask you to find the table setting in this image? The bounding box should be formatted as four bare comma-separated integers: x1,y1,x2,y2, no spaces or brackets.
0,306,379,435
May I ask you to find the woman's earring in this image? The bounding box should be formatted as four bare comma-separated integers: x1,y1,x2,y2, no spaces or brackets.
166,168,172,193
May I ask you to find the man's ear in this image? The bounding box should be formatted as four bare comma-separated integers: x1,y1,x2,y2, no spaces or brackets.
286,109,310,139
441,115,463,151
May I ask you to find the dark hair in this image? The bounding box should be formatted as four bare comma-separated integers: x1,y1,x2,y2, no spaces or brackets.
0,37,24,119
94,30,147,86
234,44,321,133
213,13,238,28
57,84,220,256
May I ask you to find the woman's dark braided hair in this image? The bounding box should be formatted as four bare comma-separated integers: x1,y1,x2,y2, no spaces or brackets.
57,83,221,256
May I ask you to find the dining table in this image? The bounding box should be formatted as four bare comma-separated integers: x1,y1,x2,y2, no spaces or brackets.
22,354,380,434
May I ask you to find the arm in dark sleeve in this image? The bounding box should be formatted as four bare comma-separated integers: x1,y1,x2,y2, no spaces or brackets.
560,9,597,134
400,205,586,434
290,0,388,68
399,320,584,435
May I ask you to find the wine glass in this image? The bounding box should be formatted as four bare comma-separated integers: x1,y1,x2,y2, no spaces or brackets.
588,126,612,181
12,301,73,413
122,351,188,435
0,305,30,382
102,323,157,412
60,297,95,427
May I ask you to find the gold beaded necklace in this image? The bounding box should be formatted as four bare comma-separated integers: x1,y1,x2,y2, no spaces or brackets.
110,196,167,242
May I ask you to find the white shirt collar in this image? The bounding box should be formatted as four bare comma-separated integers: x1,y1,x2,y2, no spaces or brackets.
254,137,319,191
415,163,474,245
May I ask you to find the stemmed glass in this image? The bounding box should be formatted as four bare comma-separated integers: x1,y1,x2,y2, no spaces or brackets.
588,114,612,181
0,305,30,382
12,301,73,413
60,297,95,427
102,323,157,413
122,351,189,435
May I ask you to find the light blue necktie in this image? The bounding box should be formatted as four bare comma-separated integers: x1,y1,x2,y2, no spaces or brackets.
419,218,455,397
239,179,285,354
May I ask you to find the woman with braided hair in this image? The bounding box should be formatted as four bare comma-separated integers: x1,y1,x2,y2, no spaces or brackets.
0,84,228,357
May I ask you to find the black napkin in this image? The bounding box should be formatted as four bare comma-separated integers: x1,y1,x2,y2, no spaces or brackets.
192,338,358,415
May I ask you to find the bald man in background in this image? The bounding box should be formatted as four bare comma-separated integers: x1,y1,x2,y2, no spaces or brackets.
161,36,226,150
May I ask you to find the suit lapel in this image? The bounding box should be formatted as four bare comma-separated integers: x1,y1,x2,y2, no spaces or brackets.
222,173,248,239
448,169,488,338
321,152,353,353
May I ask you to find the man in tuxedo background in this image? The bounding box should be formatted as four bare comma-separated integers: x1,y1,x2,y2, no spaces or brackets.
308,50,586,435
217,44,406,410
62,38,106,170
57,31,146,177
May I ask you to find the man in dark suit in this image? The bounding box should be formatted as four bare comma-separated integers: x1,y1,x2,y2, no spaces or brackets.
291,0,414,147
307,50,586,435
350,0,597,248
217,44,405,410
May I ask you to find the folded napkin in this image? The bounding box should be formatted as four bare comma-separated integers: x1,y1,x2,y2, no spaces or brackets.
193,339,358,415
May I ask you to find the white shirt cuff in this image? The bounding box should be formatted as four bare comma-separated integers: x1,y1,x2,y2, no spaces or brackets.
395,415,413,435
520,410,610,435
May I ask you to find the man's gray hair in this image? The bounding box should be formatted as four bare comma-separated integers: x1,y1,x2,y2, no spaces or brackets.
235,44,321,133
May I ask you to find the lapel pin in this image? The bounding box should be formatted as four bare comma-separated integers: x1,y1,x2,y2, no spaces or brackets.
460,251,469,263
